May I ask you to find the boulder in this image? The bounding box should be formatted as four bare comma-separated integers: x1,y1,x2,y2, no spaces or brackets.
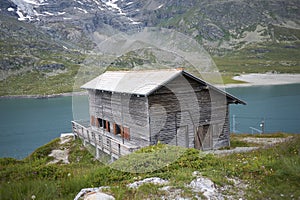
74,187,114,200
84,192,115,200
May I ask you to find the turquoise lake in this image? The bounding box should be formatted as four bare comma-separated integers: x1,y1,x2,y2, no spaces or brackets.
1,83,299,159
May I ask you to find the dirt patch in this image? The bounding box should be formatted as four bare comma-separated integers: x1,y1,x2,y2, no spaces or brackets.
48,134,74,164
48,149,70,164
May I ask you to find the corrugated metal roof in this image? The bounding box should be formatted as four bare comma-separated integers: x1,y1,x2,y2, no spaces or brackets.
81,69,181,96
81,69,246,104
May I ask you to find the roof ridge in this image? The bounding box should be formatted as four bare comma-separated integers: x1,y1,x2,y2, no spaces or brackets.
104,68,182,73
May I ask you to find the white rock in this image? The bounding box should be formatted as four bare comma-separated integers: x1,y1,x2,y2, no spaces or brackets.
74,188,99,200
84,192,115,200
127,177,169,189
192,171,200,177
74,188,114,200
189,177,223,200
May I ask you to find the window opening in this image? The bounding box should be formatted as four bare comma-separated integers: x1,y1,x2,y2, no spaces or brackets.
97,118,103,128
106,121,110,132
113,123,122,135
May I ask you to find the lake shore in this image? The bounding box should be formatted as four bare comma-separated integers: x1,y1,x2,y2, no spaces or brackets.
0,91,87,99
1,73,300,98
223,73,300,88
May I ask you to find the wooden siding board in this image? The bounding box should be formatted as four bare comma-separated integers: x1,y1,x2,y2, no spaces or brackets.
149,74,230,150
88,90,150,147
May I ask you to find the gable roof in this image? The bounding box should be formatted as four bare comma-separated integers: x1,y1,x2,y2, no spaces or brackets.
81,69,181,96
81,69,246,105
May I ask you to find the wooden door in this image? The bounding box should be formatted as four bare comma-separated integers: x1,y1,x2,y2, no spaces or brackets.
195,124,212,150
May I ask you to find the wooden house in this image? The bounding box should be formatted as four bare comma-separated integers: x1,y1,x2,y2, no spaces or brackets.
72,69,245,160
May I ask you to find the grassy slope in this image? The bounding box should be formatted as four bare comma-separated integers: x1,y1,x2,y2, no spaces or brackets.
0,66,80,95
1,40,299,96
0,16,85,96
0,133,299,199
214,26,300,74
214,42,300,74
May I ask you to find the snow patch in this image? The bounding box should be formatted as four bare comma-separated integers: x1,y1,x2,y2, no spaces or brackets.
33,9,42,16
11,0,41,21
93,0,100,5
131,22,141,25
16,8,25,20
7,7,15,12
43,11,54,16
23,0,39,5
76,0,84,5
103,0,125,15
128,18,141,25
16,7,33,21
157,4,164,9
23,0,45,6
130,20,141,25
74,7,88,14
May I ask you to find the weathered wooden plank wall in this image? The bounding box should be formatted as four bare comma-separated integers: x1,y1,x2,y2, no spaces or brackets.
148,74,230,150
88,90,150,147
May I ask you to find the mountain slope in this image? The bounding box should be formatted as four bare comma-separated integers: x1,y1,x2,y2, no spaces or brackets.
0,11,85,95
8,0,299,44
0,0,299,95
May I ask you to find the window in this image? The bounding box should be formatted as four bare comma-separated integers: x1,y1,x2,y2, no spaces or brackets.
97,118,103,128
113,123,122,135
103,120,110,132
103,120,107,129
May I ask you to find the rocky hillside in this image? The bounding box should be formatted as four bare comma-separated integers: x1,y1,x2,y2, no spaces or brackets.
5,0,299,46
